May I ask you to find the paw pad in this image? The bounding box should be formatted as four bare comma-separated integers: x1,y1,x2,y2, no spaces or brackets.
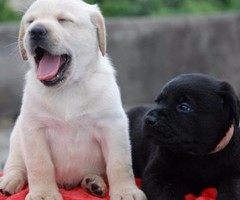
81,174,107,197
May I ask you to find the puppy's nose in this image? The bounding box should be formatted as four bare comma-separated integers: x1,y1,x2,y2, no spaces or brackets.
145,116,158,127
30,25,48,41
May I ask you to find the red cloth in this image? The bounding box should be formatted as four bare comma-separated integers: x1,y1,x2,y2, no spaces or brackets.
185,188,217,200
0,173,142,200
0,173,217,200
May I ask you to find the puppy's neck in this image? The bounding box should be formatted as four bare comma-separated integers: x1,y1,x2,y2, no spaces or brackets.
209,124,234,154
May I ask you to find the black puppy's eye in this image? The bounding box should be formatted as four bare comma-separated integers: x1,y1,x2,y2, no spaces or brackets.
177,102,193,113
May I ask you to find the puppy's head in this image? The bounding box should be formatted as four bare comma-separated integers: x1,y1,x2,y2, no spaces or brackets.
144,73,240,155
19,0,106,87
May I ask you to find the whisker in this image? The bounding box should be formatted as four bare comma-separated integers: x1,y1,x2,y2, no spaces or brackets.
9,49,19,58
7,34,19,40
15,8,26,14
11,3,28,15
4,41,18,48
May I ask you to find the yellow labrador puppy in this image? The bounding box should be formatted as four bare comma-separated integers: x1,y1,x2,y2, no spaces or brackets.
0,0,146,200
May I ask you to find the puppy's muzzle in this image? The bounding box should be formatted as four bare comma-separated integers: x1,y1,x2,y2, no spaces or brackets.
145,116,158,127
144,108,166,127
27,24,72,87
30,25,48,42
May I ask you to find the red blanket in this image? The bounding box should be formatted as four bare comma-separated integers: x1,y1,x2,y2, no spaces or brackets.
185,188,217,200
0,173,217,200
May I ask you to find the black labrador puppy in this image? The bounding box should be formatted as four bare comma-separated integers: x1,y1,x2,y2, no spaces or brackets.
128,73,240,200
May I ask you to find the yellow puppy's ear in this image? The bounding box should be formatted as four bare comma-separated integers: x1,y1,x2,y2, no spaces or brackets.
18,20,28,60
90,10,106,56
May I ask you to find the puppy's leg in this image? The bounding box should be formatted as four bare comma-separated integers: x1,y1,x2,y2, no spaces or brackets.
142,177,187,200
98,116,147,200
0,120,27,196
20,122,62,200
142,171,187,200
81,174,107,197
142,162,188,200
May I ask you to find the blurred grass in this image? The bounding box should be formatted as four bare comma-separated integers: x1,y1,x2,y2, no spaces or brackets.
1,0,240,21
87,0,240,17
0,0,21,21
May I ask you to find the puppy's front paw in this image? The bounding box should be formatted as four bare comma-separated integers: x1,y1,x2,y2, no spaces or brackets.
81,174,107,197
110,187,147,200
0,172,26,196
25,188,63,200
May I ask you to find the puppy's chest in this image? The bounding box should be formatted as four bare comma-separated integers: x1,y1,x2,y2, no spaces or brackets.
43,116,105,183
45,118,97,151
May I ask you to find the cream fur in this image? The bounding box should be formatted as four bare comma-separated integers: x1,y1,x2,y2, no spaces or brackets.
0,0,146,200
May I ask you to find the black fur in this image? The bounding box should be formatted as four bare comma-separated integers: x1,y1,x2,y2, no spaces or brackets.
128,73,240,200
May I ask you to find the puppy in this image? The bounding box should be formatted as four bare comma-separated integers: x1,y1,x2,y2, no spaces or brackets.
0,0,146,200
128,73,240,200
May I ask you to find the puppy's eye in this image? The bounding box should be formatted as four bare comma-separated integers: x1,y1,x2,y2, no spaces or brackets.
27,18,34,24
58,18,67,22
177,102,193,113
57,17,73,23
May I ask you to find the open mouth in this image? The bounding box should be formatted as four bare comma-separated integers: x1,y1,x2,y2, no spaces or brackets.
34,47,71,87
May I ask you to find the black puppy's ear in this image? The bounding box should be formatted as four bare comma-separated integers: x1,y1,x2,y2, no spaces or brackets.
220,81,240,125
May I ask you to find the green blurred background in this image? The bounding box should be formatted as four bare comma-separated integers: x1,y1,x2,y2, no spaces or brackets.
1,0,240,21
0,0,20,21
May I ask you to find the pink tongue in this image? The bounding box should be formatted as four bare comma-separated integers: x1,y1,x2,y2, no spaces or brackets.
37,52,61,81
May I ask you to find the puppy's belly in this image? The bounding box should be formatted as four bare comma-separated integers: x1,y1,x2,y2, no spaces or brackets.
45,121,106,185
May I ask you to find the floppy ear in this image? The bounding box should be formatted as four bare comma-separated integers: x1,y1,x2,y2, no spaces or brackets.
18,20,28,60
220,81,240,125
90,10,106,56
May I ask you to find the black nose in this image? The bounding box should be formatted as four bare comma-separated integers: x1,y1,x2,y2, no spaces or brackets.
30,25,48,41
144,115,158,127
